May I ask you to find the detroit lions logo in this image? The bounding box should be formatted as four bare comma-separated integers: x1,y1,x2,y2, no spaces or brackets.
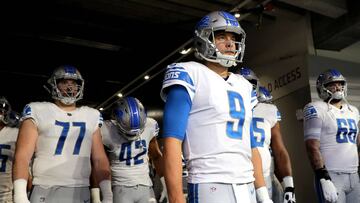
304,105,318,120
22,104,32,117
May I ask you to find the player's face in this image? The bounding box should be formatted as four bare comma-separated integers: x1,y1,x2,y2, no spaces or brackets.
57,79,79,97
325,81,344,93
214,32,236,56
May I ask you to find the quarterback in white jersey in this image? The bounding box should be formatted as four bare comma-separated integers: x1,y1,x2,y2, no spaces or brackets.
303,69,360,203
161,11,272,203
13,65,112,203
0,97,19,203
97,97,166,203
239,68,296,203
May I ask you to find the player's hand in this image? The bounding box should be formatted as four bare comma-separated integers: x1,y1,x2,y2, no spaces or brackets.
90,188,101,203
256,186,273,203
159,177,169,203
315,167,338,203
320,179,338,202
283,187,296,203
99,180,113,203
13,179,30,203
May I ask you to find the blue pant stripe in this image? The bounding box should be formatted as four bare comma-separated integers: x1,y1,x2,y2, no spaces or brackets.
195,183,199,203
188,183,199,203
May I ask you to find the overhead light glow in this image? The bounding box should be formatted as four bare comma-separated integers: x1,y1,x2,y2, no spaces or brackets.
117,93,123,98
234,13,240,18
144,75,150,80
180,47,192,55
99,107,104,111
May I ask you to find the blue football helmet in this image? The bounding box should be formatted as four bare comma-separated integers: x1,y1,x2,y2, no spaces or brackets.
194,11,246,67
48,65,84,105
112,97,147,140
316,69,347,101
238,67,259,91
257,86,273,103
0,97,11,125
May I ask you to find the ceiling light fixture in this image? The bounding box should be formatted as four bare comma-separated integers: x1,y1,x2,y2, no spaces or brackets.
117,93,123,98
144,75,150,80
180,47,192,55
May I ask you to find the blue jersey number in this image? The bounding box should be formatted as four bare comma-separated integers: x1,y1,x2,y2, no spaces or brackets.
0,144,11,172
54,121,86,155
119,140,147,166
226,91,246,139
336,118,358,144
252,118,265,147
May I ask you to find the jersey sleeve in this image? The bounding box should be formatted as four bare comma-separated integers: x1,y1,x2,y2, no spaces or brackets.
20,103,39,126
303,103,323,140
275,106,282,122
162,85,191,140
100,120,112,148
160,63,196,102
147,117,159,139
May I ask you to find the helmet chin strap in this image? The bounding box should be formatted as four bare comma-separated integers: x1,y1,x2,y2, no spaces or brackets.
331,91,344,100
326,90,352,112
216,51,238,67
198,52,238,68
59,97,76,105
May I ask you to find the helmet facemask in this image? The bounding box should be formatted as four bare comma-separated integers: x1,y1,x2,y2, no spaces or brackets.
194,11,246,67
323,81,346,101
238,67,259,91
316,69,347,102
48,66,84,105
257,86,273,103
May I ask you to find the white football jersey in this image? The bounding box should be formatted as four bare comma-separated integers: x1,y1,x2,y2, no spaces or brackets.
252,103,281,177
0,126,18,201
101,118,159,186
21,102,103,187
160,61,258,184
303,101,359,172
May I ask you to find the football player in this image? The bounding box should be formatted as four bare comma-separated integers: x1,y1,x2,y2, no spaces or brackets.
303,69,360,203
239,68,296,203
12,65,112,203
0,97,19,203
160,11,272,203
94,97,167,203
